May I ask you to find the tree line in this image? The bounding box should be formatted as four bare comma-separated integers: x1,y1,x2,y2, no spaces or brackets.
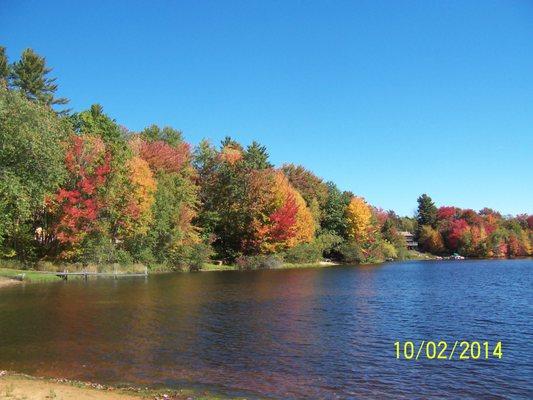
1,47,531,270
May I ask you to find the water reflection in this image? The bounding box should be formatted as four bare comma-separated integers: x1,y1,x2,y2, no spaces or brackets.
0,260,532,399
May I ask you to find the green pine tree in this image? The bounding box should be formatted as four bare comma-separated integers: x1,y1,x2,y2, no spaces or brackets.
243,141,272,170
416,193,438,230
0,46,9,86
10,48,69,110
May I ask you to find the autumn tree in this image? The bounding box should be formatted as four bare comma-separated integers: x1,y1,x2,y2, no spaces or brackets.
282,164,329,226
69,105,143,251
413,198,532,257
246,170,315,254
53,135,111,259
132,137,190,173
346,196,372,243
132,125,201,269
119,156,157,237
418,225,445,254
194,138,266,260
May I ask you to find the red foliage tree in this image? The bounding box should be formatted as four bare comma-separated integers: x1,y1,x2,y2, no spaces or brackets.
447,219,469,251
54,136,111,252
437,206,458,221
134,138,190,173
268,193,298,243
461,209,482,226
372,207,388,227
527,215,533,230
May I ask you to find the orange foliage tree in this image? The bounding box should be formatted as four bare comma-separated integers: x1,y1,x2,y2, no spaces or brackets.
246,170,315,253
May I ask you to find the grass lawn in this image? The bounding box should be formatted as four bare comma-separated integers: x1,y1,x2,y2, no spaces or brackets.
405,250,439,260
0,267,64,283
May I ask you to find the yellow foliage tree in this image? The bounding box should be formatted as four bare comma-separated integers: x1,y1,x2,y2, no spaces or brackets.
346,196,372,243
121,156,157,236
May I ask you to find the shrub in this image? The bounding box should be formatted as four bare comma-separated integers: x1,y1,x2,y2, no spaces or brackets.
379,240,398,260
283,243,321,264
236,255,283,270
168,242,214,271
337,241,364,263
283,232,343,264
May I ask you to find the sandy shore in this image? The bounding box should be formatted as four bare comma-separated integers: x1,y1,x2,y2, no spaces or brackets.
0,277,20,288
0,371,241,400
0,373,139,400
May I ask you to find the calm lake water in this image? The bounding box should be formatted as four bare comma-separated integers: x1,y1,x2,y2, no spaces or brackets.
0,259,532,399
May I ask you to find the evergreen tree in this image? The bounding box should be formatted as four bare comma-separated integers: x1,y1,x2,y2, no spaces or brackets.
221,136,242,150
10,48,68,109
243,141,272,170
141,124,184,146
0,46,9,86
416,193,438,230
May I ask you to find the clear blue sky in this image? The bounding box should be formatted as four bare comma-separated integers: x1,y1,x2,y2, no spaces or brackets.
2,0,532,216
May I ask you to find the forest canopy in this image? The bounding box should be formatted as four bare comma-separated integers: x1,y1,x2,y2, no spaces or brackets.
1,47,531,269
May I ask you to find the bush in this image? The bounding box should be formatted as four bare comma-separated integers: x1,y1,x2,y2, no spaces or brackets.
80,235,117,264
283,243,321,264
379,241,398,260
283,232,343,264
337,241,364,263
394,244,409,260
183,243,214,271
236,255,283,270
169,242,214,271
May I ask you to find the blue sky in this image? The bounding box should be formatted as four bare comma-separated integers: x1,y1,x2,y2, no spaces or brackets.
2,0,532,216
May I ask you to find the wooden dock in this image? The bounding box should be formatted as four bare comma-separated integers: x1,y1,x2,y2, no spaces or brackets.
51,267,148,281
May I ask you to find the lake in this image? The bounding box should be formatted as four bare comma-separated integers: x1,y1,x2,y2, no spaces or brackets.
0,259,531,399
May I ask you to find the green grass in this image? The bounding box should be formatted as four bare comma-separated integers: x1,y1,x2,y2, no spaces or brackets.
279,262,334,269
200,263,239,271
0,267,65,283
0,259,151,284
404,250,439,260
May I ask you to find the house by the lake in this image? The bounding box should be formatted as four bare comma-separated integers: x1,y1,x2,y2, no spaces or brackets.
400,231,418,250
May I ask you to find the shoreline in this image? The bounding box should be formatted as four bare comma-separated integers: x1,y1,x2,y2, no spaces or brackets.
0,371,245,400
3,253,526,287
0,276,21,288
